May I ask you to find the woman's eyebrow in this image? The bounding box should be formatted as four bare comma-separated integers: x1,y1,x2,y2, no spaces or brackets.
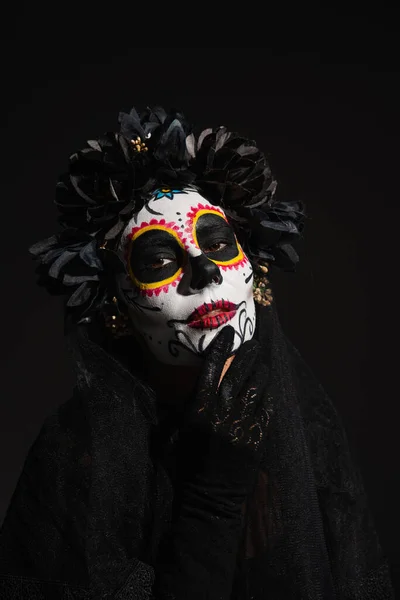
140,239,175,249
134,234,179,251
196,220,231,234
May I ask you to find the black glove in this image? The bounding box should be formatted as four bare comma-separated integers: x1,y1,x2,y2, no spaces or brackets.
155,326,272,599
178,324,272,513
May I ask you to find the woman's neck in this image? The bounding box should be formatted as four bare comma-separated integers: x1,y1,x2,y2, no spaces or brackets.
137,342,202,413
148,360,201,407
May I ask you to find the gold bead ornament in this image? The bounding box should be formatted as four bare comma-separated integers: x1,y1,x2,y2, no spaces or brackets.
253,263,273,307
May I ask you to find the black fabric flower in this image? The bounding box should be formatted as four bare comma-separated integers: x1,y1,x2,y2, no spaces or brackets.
55,134,138,234
29,105,306,323
119,105,192,167
193,127,275,208
230,199,305,271
29,228,125,319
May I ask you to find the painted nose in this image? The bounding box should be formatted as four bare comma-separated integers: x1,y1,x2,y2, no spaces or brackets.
189,254,222,290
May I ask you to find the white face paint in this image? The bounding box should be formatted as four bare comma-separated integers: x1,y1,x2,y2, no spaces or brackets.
116,188,255,365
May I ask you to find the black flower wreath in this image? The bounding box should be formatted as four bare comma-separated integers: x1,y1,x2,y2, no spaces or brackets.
29,105,305,324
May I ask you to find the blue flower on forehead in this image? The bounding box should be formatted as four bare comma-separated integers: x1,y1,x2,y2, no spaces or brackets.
153,188,187,200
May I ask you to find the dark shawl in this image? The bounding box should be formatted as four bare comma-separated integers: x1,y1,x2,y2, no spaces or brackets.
0,304,394,599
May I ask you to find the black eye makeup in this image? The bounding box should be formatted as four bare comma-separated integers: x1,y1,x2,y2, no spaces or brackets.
195,213,239,263
129,229,184,285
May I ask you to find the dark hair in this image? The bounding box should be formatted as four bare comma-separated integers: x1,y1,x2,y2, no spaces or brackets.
29,105,305,325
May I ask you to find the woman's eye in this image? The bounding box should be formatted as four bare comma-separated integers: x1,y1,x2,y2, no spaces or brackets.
148,257,174,269
204,242,227,253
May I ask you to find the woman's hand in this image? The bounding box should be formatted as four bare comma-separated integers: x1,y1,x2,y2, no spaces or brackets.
156,327,273,599
178,326,272,512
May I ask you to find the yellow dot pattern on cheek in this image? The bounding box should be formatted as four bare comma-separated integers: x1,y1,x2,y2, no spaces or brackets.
127,224,185,290
191,209,244,267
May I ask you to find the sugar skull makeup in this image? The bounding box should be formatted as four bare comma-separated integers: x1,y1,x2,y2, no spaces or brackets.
116,188,255,365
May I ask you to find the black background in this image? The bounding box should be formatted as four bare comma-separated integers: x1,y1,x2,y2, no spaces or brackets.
1,7,399,595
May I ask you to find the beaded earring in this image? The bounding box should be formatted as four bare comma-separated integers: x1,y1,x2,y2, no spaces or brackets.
253,262,273,307
103,295,135,338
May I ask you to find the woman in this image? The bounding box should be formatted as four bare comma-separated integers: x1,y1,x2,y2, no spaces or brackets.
0,106,394,599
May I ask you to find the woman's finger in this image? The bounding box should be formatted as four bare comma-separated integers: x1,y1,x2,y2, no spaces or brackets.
219,339,261,402
196,326,235,398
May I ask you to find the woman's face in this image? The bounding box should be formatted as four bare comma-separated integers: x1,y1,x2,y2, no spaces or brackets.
117,188,255,365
